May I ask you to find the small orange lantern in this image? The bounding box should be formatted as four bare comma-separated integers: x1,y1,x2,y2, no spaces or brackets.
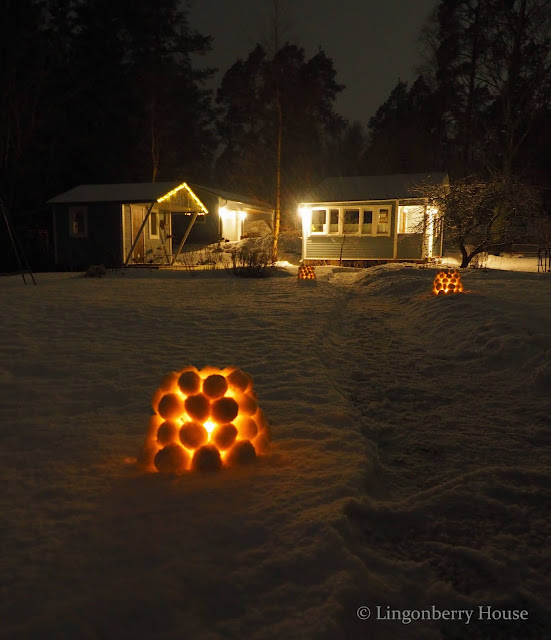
432,269,464,295
138,366,270,473
298,264,316,280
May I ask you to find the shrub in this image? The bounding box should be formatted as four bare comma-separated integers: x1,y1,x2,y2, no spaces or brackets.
84,264,107,278
227,246,273,278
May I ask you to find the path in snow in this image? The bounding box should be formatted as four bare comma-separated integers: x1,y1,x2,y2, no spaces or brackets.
322,265,551,639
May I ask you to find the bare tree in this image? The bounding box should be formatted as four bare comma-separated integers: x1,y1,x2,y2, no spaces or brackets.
420,174,542,267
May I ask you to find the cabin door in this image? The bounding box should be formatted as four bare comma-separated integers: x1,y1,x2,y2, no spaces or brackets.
131,205,145,262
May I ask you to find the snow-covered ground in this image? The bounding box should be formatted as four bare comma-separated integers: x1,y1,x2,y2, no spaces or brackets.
1,263,550,639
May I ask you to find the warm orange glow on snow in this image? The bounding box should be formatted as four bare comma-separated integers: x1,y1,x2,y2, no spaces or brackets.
433,269,464,295
298,264,316,280
138,366,270,473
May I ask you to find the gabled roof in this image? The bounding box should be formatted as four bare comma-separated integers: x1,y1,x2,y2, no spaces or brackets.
303,173,449,203
48,182,183,204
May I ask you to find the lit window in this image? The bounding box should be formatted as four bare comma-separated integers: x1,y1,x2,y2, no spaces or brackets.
311,209,327,233
398,206,424,233
69,206,88,237
328,209,339,234
377,209,390,235
344,209,360,234
149,211,160,238
361,210,373,235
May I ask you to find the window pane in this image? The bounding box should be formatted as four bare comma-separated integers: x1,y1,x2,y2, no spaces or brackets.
362,210,373,234
377,209,389,235
399,206,424,233
344,209,359,233
150,211,159,236
311,209,326,233
329,209,339,233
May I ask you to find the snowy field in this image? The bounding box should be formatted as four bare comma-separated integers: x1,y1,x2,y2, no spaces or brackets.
1,263,550,640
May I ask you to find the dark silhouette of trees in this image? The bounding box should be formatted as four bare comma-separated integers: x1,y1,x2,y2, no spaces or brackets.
215,43,345,223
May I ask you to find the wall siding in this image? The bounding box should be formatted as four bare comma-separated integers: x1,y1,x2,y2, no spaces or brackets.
54,203,122,268
396,234,424,259
306,236,395,260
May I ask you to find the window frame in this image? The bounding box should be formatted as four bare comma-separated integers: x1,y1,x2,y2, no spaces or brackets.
149,210,160,239
310,208,328,234
69,205,88,238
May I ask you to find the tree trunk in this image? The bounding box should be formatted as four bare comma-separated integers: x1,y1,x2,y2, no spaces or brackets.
272,94,282,263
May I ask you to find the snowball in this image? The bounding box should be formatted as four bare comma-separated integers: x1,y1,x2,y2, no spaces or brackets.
226,368,251,393
178,369,201,395
191,444,222,472
156,420,180,446
159,370,180,392
254,409,268,432
184,393,210,422
154,443,189,473
236,393,258,416
253,432,270,455
146,414,163,439
202,374,228,399
226,440,257,466
151,388,165,414
212,423,238,451
234,416,258,439
179,421,208,449
137,438,160,470
211,396,239,424
157,393,186,420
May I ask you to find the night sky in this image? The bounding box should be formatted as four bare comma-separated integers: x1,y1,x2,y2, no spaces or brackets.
189,0,437,124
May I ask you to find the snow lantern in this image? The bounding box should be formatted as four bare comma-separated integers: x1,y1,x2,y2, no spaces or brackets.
138,366,270,473
298,264,316,280
432,269,464,295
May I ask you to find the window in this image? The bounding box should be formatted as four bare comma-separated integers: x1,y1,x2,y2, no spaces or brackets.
377,209,390,235
149,211,160,238
398,206,424,234
361,210,373,235
343,209,360,234
69,206,88,237
328,209,339,234
311,209,327,233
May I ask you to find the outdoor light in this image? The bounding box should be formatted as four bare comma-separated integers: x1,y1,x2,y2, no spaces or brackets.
432,269,464,295
138,366,270,473
297,264,316,280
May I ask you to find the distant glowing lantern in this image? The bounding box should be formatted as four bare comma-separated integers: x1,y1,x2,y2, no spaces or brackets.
297,264,316,280
432,269,464,295
138,366,270,473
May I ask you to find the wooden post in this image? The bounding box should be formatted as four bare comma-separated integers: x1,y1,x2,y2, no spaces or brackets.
171,211,199,265
124,201,155,266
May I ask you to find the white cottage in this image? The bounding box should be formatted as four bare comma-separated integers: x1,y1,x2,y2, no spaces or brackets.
298,173,448,263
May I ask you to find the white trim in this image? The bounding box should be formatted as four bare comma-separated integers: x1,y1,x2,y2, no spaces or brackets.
121,204,125,264
68,205,88,238
52,209,58,264
393,199,399,259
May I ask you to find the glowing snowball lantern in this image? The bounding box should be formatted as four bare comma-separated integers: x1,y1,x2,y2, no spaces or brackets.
297,264,316,280
432,269,464,295
138,366,270,474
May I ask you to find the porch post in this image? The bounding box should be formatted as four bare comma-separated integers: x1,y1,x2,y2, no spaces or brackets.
124,201,155,267
171,211,199,265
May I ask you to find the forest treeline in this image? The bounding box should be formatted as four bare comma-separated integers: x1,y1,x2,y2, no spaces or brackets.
2,0,551,247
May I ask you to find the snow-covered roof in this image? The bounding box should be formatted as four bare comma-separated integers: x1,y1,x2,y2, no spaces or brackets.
48,181,273,215
303,172,449,203
48,182,183,204
191,184,273,214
